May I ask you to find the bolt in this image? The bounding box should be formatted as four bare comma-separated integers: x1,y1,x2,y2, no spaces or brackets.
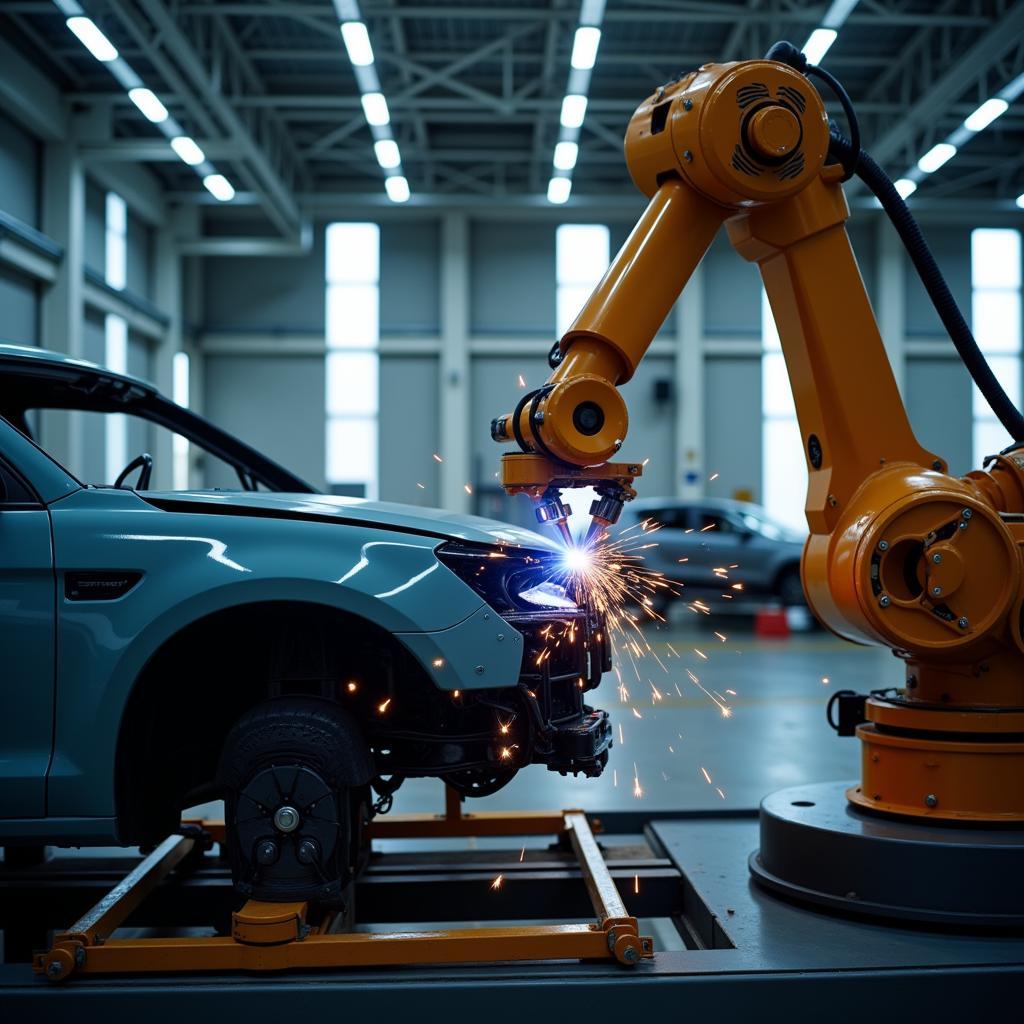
621,945,640,964
297,838,319,865
46,961,62,978
256,839,279,865
879,595,891,608
497,634,504,641
682,149,693,162
931,460,943,471
878,540,889,551
483,613,490,621
74,947,86,966
683,98,693,110
533,410,545,423
931,585,942,596
475,664,485,675
925,794,938,808
932,553,942,564
273,806,300,833
958,616,969,629
959,521,968,530
828,494,838,508
962,508,973,519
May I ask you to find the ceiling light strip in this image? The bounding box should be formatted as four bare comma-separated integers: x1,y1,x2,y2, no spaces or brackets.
800,0,859,65
53,0,236,201
547,0,606,204
332,0,408,203
894,71,1024,199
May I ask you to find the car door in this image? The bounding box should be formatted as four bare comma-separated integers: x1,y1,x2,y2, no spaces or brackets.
636,505,704,586
0,455,55,817
685,507,746,592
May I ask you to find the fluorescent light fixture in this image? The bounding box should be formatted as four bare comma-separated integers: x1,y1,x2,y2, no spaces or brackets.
560,94,588,129
341,21,375,66
553,141,579,171
66,16,118,62
1016,192,1024,210
547,177,571,204
127,87,168,124
570,27,601,70
384,175,410,203
170,136,205,166
894,178,917,199
801,27,837,65
202,174,235,202
917,142,956,174
374,139,401,169
361,91,390,126
964,97,1008,133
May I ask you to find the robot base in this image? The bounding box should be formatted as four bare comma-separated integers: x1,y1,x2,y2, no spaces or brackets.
750,781,1024,927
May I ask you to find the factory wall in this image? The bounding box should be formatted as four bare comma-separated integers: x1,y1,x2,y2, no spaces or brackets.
0,86,1006,519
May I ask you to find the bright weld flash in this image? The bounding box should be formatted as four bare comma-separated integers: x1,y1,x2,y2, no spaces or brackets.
561,546,592,573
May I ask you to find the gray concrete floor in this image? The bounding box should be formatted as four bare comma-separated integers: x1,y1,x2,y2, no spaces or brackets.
390,621,903,818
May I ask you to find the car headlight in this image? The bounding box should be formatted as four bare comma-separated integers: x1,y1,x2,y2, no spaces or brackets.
436,541,578,614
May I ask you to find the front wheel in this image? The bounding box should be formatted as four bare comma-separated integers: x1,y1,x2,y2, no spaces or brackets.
776,566,805,607
217,697,374,904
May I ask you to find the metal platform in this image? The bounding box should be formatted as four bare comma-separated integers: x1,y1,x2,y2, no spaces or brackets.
1,801,1022,1020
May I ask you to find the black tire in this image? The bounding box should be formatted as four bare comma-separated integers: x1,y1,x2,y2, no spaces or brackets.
776,565,805,607
217,697,374,904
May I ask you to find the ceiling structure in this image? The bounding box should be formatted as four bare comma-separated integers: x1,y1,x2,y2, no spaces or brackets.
2,0,1023,239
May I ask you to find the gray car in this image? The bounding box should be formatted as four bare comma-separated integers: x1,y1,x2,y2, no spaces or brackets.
616,497,807,608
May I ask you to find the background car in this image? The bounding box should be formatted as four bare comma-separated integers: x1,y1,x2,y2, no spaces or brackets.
616,496,808,610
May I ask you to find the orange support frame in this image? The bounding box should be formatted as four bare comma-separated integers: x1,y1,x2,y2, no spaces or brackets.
34,794,652,982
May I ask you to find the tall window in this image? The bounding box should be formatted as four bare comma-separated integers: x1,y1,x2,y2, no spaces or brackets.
104,192,128,484
971,228,1022,467
325,222,380,498
172,351,190,490
556,224,609,538
761,290,807,533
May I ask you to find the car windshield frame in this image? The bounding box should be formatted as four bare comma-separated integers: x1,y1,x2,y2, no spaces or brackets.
0,354,315,494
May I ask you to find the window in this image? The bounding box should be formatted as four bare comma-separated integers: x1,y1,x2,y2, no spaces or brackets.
761,290,807,534
104,192,129,484
325,223,380,498
172,351,190,490
556,224,609,537
971,228,1022,466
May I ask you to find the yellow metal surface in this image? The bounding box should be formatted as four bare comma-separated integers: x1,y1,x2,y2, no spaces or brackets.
36,803,650,981
498,452,641,501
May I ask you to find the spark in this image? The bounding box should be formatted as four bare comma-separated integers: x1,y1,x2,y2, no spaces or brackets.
732,583,744,591
668,745,675,753
517,373,526,387
633,762,643,799
725,688,737,696
709,472,719,481
378,698,392,714
432,658,444,668
714,632,727,642
700,766,712,785
613,769,618,787
432,453,443,462
498,717,514,735
464,483,473,494
694,648,708,660
491,874,504,891
618,723,625,745
632,706,642,719
715,787,726,800
642,457,650,466
520,847,526,862
453,689,460,698
700,523,716,532
346,680,358,693
821,676,830,685
634,874,640,894
416,482,425,489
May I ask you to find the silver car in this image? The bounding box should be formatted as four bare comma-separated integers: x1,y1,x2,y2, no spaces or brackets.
617,497,807,608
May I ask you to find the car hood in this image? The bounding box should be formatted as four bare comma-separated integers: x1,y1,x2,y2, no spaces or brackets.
141,490,562,552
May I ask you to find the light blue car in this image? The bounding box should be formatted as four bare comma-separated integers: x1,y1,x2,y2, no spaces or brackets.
0,344,611,902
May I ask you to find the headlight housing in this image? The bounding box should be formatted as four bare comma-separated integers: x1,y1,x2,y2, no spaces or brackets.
435,541,578,614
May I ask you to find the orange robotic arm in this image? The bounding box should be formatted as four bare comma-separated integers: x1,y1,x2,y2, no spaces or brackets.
492,53,1024,822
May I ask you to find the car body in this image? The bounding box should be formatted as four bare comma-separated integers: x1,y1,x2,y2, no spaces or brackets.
617,496,807,606
0,344,611,851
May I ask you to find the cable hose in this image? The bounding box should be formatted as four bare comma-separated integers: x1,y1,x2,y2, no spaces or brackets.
829,130,1024,442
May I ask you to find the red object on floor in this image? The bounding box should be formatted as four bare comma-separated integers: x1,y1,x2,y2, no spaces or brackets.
755,606,790,638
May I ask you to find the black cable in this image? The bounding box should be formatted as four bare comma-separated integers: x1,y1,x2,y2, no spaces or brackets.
764,39,1024,442
830,130,1024,441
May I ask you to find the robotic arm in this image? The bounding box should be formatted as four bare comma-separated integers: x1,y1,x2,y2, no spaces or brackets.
491,47,1024,822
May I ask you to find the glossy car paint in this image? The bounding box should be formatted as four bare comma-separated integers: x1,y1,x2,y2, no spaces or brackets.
0,352,565,841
